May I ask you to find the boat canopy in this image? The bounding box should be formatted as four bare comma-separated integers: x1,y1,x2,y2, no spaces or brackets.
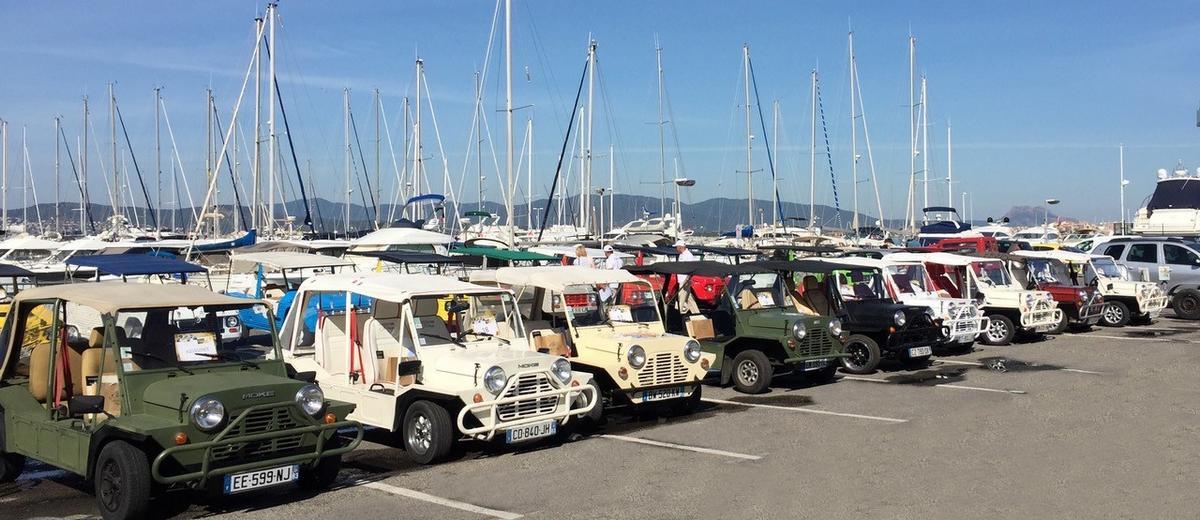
297,272,495,302
66,254,206,276
0,263,35,277
463,210,493,218
1146,177,1200,211
405,194,446,206
230,251,355,273
450,246,555,262
345,251,463,265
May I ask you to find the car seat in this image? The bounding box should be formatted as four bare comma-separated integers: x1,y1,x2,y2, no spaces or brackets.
800,276,833,316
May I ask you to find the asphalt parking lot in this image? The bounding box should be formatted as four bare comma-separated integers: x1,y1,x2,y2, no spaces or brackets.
6,316,1199,520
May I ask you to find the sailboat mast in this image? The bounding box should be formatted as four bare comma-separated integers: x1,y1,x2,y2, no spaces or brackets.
252,15,262,232
343,88,351,235
1119,143,1126,227
110,83,119,222
655,36,666,220
584,39,596,234
946,120,953,207
205,88,214,235
55,115,61,234
82,96,88,229
267,2,276,237
154,87,161,234
608,143,614,233
809,70,817,226
414,58,424,220
908,35,916,232
21,126,27,228
920,76,929,219
374,88,381,229
503,0,514,245
742,43,753,232
475,71,483,212
1,120,6,233
526,117,533,230
772,99,779,226
849,32,859,231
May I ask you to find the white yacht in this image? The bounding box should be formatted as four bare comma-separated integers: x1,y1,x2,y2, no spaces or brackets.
1133,164,1200,236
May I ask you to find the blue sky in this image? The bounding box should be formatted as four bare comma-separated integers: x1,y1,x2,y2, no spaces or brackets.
2,0,1200,227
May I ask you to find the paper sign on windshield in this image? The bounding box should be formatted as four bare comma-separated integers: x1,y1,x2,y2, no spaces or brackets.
472,315,498,335
756,293,776,307
607,305,633,322
175,332,218,362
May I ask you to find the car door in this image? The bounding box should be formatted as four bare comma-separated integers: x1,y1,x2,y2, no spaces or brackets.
1163,244,1200,288
1122,243,1161,282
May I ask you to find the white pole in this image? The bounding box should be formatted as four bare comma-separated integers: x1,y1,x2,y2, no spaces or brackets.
656,36,666,220
809,70,817,226
110,83,119,222
608,143,614,233
252,15,262,231
82,97,89,230
947,120,953,207
584,40,596,235
908,35,916,232
55,116,61,234
155,87,162,234
414,58,424,220
267,2,276,236
920,76,929,220
527,117,533,230
1119,143,1126,231
849,32,859,231
772,99,779,226
344,88,351,235
743,44,753,234
1,120,6,233
504,0,514,245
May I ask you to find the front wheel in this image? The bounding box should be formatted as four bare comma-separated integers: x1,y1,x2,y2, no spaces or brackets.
840,335,881,374
94,441,152,520
299,454,342,491
0,452,25,483
981,314,1015,345
1048,310,1068,334
580,379,605,425
401,400,453,465
669,385,702,415
1101,301,1131,327
731,350,773,394
1172,289,1200,320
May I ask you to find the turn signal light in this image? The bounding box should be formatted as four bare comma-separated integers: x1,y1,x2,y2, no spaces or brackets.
570,380,580,387
786,338,796,349
472,393,484,403
174,432,189,445
700,358,710,370
889,326,896,333
618,367,628,380
323,412,337,425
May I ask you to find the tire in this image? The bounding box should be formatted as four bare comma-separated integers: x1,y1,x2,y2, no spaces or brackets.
0,452,25,483
94,441,152,520
670,385,702,415
580,379,605,425
1172,289,1200,320
1048,310,1068,334
981,314,1015,345
299,454,341,491
401,401,453,465
1129,313,1153,326
730,350,773,394
810,363,839,383
839,335,881,374
1101,301,1131,327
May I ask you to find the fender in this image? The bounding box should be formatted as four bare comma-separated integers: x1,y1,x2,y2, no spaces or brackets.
86,424,153,480
392,388,464,433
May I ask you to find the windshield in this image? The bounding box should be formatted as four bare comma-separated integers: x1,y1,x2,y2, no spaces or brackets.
561,281,661,327
116,304,277,372
833,268,888,301
5,249,55,263
972,261,1012,286
409,292,525,345
1090,257,1124,279
727,273,789,310
885,264,933,295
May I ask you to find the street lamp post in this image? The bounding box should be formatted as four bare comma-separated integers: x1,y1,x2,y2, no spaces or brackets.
1044,198,1061,238
673,178,695,238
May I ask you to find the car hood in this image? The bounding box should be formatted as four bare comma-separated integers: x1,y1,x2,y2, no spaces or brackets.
141,369,306,413
421,343,561,380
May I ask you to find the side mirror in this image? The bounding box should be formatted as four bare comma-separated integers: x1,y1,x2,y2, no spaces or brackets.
68,395,106,417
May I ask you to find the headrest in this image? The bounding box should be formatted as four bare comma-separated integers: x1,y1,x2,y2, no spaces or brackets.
89,327,104,349
802,276,820,291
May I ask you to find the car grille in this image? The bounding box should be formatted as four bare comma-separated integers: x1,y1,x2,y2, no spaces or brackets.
637,352,690,387
497,373,558,421
212,407,305,462
796,328,836,357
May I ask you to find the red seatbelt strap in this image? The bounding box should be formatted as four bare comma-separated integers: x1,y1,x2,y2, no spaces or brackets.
55,328,73,407
348,309,366,383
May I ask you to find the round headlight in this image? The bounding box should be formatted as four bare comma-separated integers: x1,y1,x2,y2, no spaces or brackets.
1077,290,1087,300
893,310,907,327
224,315,240,328
551,358,572,385
828,318,843,337
295,384,325,416
483,366,507,394
1024,294,1035,308
791,321,808,341
683,340,702,363
189,395,226,431
627,345,646,369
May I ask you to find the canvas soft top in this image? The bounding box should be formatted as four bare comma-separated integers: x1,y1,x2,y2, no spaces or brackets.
13,282,259,315
625,260,768,277
495,265,641,292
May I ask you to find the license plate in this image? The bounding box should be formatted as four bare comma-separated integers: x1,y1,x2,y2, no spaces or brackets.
505,420,557,444
636,386,687,402
224,464,299,494
908,346,933,358
802,358,829,371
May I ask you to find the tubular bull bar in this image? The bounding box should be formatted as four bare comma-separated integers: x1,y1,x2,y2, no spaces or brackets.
456,380,596,441
946,306,989,342
1139,292,1168,316
1020,301,1062,330
151,402,363,486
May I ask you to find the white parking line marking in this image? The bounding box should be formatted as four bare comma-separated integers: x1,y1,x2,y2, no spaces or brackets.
356,480,524,519
1086,333,1200,343
598,434,762,460
938,358,1104,375
702,397,908,424
840,375,1026,395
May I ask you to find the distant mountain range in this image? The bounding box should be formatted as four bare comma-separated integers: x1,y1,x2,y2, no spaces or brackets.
1,197,1077,235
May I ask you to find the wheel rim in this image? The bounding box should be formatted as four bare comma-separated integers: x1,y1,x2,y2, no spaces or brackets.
844,342,870,370
98,459,122,512
1181,296,1198,313
736,359,759,386
407,413,433,455
986,320,1009,342
1104,303,1123,324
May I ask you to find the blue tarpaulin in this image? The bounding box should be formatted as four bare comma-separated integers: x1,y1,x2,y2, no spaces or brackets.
66,254,206,276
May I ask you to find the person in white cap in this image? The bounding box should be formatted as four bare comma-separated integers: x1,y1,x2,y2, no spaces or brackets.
673,240,700,314
602,245,623,270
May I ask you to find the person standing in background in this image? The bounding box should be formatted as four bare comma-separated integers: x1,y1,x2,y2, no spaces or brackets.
603,245,623,270
674,240,700,313
573,244,594,268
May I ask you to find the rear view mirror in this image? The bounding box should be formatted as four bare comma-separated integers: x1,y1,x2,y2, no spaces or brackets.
444,299,471,314
68,395,106,417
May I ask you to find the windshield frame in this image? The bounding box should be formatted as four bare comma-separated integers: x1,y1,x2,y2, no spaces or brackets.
558,280,664,331
114,303,281,374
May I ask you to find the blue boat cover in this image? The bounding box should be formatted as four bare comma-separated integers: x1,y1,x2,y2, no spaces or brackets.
66,254,206,276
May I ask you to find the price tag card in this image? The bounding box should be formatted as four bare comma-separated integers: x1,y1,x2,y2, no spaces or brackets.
174,332,218,362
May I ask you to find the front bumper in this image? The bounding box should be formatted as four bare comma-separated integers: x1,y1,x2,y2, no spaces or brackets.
456,372,596,441
1069,300,1105,325
943,307,989,344
1019,302,1063,332
885,326,943,352
150,402,363,486
1138,293,1168,317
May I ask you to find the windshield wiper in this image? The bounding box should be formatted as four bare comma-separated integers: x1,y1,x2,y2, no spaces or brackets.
462,331,510,345
195,352,261,369
129,351,194,375
419,332,470,349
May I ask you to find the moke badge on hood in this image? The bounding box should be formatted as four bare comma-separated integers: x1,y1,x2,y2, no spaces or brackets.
242,390,276,400
517,362,540,369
